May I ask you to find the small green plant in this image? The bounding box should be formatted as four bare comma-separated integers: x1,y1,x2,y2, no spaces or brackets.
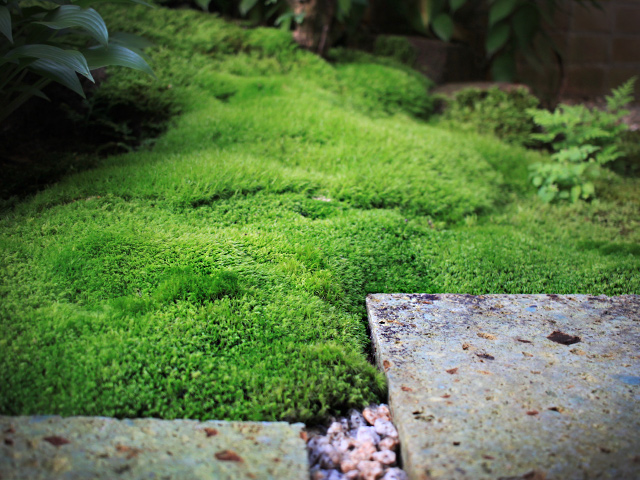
0,0,154,123
527,77,636,203
442,86,539,145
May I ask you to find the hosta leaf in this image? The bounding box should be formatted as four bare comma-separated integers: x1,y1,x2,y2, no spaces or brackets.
30,58,85,97
0,6,12,44
82,44,154,77
431,13,454,41
486,23,510,54
4,44,94,81
13,83,51,100
35,5,108,46
239,0,259,16
109,32,154,61
489,0,518,26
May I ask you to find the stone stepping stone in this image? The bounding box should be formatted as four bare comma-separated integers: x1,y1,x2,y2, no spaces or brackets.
0,416,308,479
367,294,640,480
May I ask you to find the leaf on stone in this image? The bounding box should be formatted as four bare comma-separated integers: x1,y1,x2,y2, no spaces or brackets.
547,330,581,345
477,332,496,340
215,449,243,462
44,435,70,446
204,427,218,437
476,353,495,360
116,444,142,459
446,367,458,374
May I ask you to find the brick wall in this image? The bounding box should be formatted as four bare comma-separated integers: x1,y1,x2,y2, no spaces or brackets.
520,0,640,100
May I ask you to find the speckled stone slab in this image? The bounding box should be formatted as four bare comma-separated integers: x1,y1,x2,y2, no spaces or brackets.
366,294,640,480
0,416,308,480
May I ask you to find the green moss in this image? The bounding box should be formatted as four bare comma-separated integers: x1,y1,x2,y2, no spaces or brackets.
373,35,417,67
440,86,540,145
0,4,638,424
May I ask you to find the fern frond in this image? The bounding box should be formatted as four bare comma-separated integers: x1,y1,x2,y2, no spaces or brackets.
606,76,637,112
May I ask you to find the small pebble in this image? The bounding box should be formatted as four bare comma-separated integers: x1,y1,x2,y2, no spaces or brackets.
363,404,392,425
318,444,340,469
374,418,398,438
344,471,359,480
348,409,367,430
377,405,391,421
326,469,344,480
362,406,377,425
379,436,399,451
309,436,330,465
372,449,396,466
310,467,327,480
336,436,359,453
358,460,384,480
382,467,409,480
356,426,380,445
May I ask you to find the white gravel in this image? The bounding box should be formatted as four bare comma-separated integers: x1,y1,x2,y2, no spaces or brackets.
307,404,408,480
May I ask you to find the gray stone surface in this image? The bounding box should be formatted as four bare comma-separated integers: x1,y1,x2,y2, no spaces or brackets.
366,294,640,480
0,416,308,480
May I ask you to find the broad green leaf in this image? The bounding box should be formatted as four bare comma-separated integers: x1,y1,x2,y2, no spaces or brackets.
35,5,108,46
4,44,94,81
486,23,510,54
0,6,12,44
490,51,515,81
83,44,154,77
512,3,539,47
431,13,454,41
109,32,154,61
109,32,154,50
449,0,466,14
489,0,518,26
14,84,51,101
239,0,259,16
30,58,85,97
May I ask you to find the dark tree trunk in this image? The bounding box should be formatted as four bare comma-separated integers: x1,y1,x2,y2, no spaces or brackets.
286,0,337,57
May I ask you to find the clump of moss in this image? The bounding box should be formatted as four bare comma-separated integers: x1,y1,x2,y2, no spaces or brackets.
330,48,434,118
373,35,417,67
441,87,540,145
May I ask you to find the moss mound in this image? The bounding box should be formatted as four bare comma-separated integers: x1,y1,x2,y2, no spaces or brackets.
1,5,638,423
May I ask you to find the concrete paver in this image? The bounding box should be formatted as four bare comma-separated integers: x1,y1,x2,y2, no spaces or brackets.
366,294,640,480
0,416,308,480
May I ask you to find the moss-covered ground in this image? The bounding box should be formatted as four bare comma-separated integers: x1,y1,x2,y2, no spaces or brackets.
1,6,639,423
